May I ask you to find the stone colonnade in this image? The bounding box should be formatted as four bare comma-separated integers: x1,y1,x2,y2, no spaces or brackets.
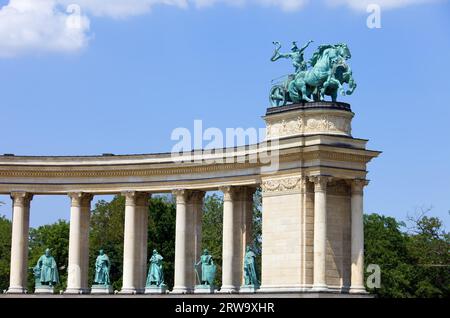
6,179,367,294
6,186,257,294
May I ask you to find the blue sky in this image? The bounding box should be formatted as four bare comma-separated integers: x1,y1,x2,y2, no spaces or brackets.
0,0,449,229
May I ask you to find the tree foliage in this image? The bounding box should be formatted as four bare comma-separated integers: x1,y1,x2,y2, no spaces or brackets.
27,220,70,293
89,196,126,291
0,215,12,292
364,212,449,298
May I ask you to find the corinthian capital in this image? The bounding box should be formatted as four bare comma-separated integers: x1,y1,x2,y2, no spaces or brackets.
122,191,150,206
172,189,188,204
10,192,33,207
348,179,369,195
219,186,236,201
68,192,93,207
309,175,333,193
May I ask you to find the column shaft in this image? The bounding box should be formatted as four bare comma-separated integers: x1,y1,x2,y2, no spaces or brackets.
350,180,368,293
121,191,149,294
311,176,330,291
66,193,92,294
220,186,243,293
7,192,33,294
172,189,193,293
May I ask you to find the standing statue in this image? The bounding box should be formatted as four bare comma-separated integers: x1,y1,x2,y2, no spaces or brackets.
34,248,59,287
271,40,314,73
270,41,357,106
146,249,165,287
195,249,216,286
94,249,110,285
243,246,259,287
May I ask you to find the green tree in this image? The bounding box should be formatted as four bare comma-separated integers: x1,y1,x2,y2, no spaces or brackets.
28,220,70,293
0,215,12,292
147,195,176,288
202,193,224,286
201,189,263,286
89,196,125,291
406,213,450,297
364,212,450,298
89,194,177,290
364,213,414,298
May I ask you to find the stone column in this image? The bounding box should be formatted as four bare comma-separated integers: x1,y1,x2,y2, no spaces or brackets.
120,191,149,294
7,192,33,294
66,192,93,294
191,191,205,287
172,189,194,293
350,179,368,293
139,193,150,291
220,186,242,293
310,176,332,291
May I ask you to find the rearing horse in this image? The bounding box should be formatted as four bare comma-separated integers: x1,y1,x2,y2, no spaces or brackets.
288,44,352,102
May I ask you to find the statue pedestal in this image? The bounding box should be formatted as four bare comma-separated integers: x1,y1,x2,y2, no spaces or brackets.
239,285,260,294
34,285,54,294
64,288,90,295
194,285,217,294
91,284,113,294
145,284,168,294
264,102,353,140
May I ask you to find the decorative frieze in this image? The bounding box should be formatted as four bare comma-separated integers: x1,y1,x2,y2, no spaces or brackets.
261,176,306,193
265,110,353,140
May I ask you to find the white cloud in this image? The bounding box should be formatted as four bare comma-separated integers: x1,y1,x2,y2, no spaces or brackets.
58,0,189,19
192,0,308,11
326,0,442,11
0,0,444,57
0,0,90,57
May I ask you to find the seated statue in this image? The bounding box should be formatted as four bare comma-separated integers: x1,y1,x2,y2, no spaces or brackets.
35,248,59,287
94,249,110,285
195,249,216,286
146,249,165,287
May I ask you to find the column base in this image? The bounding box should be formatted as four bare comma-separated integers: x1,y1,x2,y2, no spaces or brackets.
349,286,368,294
119,287,144,295
6,287,27,294
218,285,239,294
171,287,194,294
64,287,91,295
145,284,168,294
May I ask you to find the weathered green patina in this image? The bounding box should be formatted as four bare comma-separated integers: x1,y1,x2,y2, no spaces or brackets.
34,248,59,287
243,246,259,287
194,249,216,286
146,249,165,287
270,41,357,106
94,249,110,285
